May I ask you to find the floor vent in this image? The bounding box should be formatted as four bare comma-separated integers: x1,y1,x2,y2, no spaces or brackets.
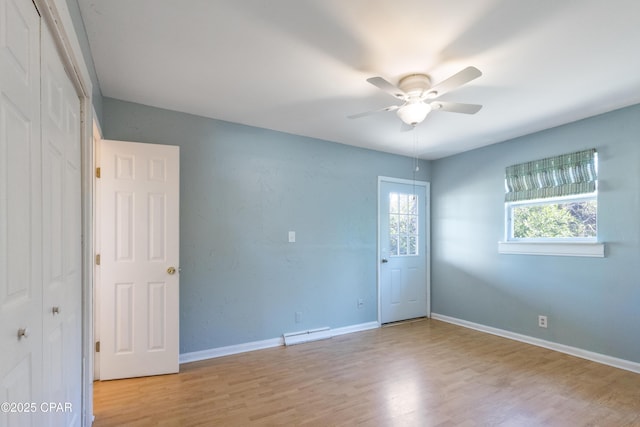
283,327,332,346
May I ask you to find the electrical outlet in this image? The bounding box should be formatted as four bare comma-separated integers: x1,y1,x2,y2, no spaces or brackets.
357,298,364,308
295,311,302,323
538,315,548,328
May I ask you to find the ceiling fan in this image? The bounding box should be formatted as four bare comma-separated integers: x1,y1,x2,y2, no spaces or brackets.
349,66,483,127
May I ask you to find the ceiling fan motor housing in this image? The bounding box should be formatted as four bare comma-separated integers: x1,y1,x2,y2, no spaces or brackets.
398,74,432,97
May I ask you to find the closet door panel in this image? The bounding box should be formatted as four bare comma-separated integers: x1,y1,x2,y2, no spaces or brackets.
41,16,83,427
0,0,43,425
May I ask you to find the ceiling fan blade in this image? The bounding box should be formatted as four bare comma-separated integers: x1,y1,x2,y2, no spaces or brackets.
347,104,400,119
366,77,406,99
431,101,482,114
423,66,482,99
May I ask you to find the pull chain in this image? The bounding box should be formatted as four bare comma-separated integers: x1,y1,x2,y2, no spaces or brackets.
412,128,419,199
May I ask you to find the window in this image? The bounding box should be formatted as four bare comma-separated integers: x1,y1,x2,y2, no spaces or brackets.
500,149,604,257
506,195,597,241
389,192,419,256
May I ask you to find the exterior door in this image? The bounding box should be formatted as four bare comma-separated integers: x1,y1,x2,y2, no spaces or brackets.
99,139,180,380
0,0,43,425
378,178,429,324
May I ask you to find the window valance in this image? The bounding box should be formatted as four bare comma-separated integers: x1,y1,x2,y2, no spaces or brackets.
505,149,597,202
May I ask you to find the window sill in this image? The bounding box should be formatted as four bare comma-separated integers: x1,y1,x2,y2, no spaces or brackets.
498,241,605,257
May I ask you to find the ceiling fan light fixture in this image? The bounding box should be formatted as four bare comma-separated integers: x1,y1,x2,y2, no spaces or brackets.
397,101,431,126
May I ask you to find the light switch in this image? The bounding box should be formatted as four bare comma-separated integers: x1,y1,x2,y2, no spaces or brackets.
288,231,296,243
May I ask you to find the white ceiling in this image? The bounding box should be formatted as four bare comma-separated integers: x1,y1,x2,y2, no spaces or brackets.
77,0,640,159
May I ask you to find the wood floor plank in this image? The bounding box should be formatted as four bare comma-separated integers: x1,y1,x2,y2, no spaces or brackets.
93,319,640,426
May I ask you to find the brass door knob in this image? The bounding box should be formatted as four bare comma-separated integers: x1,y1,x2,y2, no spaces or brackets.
167,266,176,275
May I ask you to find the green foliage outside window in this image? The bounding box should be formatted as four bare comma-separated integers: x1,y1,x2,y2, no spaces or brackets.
512,200,597,239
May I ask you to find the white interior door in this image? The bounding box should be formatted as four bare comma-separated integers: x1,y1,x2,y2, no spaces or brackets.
0,0,43,425
99,139,180,380
379,178,429,324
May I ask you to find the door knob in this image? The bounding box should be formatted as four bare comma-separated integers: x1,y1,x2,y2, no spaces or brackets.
17,328,29,340
52,306,60,315
381,258,388,263
167,266,176,275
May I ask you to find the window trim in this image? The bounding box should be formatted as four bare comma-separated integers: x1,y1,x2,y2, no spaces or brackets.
498,241,604,257
501,193,604,257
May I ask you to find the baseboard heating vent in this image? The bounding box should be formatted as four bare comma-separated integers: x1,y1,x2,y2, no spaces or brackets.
283,327,332,346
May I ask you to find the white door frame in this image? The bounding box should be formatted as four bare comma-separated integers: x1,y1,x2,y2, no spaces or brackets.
33,1,95,425
377,176,431,324
92,119,102,381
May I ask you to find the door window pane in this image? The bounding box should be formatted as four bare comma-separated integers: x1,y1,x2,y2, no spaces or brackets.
390,235,398,255
389,192,419,256
408,196,417,215
390,214,399,235
408,216,417,235
399,194,409,214
399,236,408,255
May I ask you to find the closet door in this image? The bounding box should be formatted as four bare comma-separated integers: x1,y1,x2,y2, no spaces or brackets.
0,0,43,426
40,14,83,427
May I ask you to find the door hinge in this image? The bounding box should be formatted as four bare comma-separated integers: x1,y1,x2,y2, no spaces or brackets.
96,167,101,178
95,341,100,353
95,254,100,265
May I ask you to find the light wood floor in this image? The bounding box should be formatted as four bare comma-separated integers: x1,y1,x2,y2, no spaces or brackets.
93,319,640,426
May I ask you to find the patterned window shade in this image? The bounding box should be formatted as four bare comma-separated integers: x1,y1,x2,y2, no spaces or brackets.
505,149,597,202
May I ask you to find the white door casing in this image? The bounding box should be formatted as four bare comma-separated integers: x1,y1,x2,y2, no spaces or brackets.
378,177,430,324
0,0,43,425
99,139,180,380
92,121,102,381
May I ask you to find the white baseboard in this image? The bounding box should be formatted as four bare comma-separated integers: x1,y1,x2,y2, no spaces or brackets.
179,337,284,364
431,313,640,374
179,321,380,365
332,321,379,337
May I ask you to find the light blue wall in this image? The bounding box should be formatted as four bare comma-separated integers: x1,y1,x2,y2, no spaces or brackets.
431,104,640,363
102,97,430,353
